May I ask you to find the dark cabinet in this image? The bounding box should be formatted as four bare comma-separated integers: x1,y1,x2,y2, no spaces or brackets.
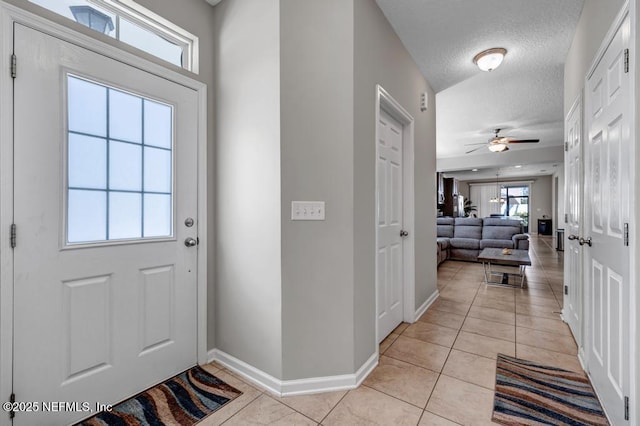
538,219,552,235
436,172,444,203
442,178,458,216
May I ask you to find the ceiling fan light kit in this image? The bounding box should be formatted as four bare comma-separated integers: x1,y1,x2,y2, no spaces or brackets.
488,143,508,152
473,47,507,72
464,129,540,154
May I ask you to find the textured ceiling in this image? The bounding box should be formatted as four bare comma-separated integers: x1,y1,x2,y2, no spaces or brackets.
375,0,584,172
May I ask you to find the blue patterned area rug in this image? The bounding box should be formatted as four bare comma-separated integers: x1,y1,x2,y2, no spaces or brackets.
78,366,242,426
493,354,609,425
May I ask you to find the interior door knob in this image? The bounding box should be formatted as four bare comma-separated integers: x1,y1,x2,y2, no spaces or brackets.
568,234,579,240
579,237,592,247
400,230,409,237
184,237,198,247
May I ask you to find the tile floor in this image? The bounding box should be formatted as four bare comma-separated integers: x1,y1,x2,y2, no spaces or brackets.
199,236,579,425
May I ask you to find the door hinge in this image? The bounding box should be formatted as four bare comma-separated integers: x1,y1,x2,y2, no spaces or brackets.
8,393,15,419
564,285,568,295
10,224,16,248
624,223,629,247
624,395,629,420
624,48,629,74
10,53,16,79
564,141,569,152
564,213,568,224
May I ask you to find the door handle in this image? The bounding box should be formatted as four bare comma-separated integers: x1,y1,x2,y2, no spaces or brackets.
400,230,409,238
184,237,198,247
568,234,579,240
578,237,592,247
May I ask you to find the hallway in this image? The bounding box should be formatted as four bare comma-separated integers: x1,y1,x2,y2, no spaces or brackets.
199,235,576,425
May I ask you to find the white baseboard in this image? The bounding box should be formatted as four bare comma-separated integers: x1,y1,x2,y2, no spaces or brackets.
577,348,588,372
413,289,439,322
562,316,589,374
207,349,281,395
206,349,378,397
353,352,379,388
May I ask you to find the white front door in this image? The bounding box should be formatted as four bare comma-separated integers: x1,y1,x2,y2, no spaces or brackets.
563,96,583,347
12,24,199,425
584,14,631,425
376,109,404,342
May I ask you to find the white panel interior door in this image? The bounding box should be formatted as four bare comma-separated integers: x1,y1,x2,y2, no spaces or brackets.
376,109,404,343
563,97,583,347
584,15,631,425
12,24,199,425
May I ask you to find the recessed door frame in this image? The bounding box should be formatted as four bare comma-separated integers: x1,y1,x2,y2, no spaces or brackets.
0,2,208,413
374,84,415,345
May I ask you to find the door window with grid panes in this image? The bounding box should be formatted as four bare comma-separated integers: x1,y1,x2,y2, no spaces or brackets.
67,75,173,244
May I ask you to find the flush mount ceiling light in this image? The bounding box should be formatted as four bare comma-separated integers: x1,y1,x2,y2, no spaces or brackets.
473,48,507,72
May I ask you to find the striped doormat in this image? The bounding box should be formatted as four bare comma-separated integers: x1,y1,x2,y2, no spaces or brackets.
493,354,609,425
78,366,242,426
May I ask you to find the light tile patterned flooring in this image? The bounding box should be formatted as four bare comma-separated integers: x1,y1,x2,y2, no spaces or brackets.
199,236,578,425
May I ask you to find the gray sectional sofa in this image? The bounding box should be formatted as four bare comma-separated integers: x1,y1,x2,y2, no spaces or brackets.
437,217,529,264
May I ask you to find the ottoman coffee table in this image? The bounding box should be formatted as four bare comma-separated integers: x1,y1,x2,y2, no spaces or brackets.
477,248,532,288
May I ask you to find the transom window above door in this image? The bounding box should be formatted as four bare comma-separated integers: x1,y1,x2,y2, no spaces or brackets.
29,0,199,72
67,75,173,244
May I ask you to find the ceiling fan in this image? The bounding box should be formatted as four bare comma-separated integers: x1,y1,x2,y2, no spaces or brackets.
465,129,540,154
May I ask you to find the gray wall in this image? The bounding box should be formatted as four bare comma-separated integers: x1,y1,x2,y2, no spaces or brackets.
213,0,437,381
213,0,283,378
279,0,356,379
5,0,220,349
278,0,438,379
530,175,553,234
564,0,625,114
354,0,437,367
457,181,470,200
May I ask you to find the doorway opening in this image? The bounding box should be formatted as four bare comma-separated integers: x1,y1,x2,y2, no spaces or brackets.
500,185,530,233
